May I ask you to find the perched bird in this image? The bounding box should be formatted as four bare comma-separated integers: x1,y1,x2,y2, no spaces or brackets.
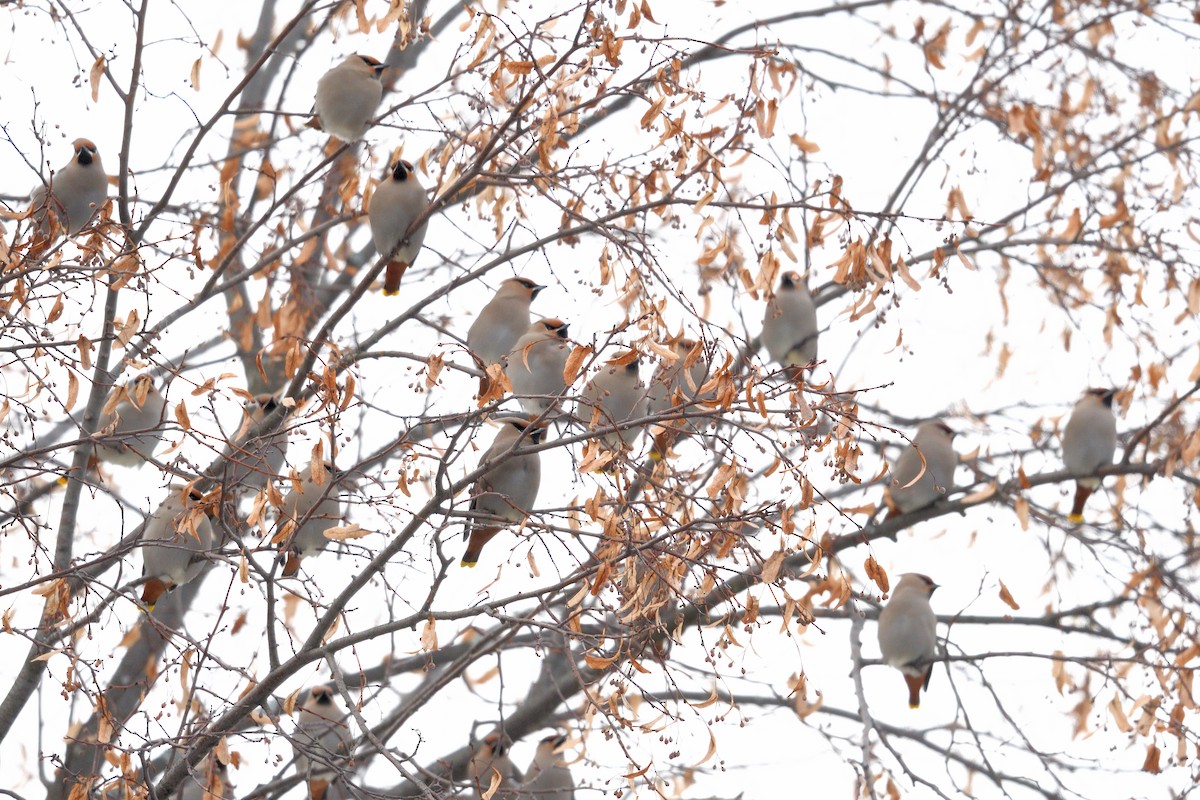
462,420,542,567
521,733,575,799
311,54,386,141
877,573,939,709
1062,387,1118,523
467,277,546,369
223,393,288,494
28,138,108,242
94,374,168,467
369,159,429,296
505,319,572,418
293,685,353,800
581,353,645,453
177,755,234,800
277,462,345,577
140,486,214,611
761,271,818,374
467,732,520,800
886,421,958,519
645,338,711,459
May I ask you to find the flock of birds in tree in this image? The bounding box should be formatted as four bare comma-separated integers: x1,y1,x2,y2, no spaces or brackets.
11,53,1124,800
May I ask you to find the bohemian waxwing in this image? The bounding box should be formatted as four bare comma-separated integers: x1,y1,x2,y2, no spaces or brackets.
29,138,108,241
293,685,353,800
521,733,575,799
140,486,215,611
277,461,345,577
311,55,386,141
467,732,520,800
505,318,572,418
1062,387,1118,523
95,374,167,468
645,338,711,459
369,158,429,296
467,277,546,368
877,573,939,709
177,754,234,800
581,353,645,453
224,394,288,494
761,271,818,374
886,421,958,519
462,420,542,567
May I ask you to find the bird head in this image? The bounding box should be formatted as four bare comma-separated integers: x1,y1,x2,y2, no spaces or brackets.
1087,387,1118,408
511,276,546,299
307,685,335,708
252,393,281,414
386,159,418,184
538,318,569,339
73,138,98,165
508,418,544,445
908,573,939,596
356,54,386,77
540,731,568,749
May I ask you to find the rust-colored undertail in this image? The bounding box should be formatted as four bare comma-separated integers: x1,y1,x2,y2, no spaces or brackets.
308,777,330,800
282,547,302,577
904,668,931,709
1069,482,1094,524
140,577,170,612
461,525,500,568
383,261,408,296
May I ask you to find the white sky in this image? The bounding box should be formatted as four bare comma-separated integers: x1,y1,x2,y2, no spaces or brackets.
1,1,1198,798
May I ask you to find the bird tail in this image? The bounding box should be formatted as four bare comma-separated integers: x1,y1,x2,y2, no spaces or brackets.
308,777,330,800
461,526,499,568
1069,482,1095,524
281,547,302,577
649,429,675,461
383,261,408,296
305,115,324,131
140,577,169,612
904,669,929,709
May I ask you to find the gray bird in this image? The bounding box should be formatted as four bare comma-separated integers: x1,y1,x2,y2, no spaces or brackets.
1062,387,1118,523
224,393,287,494
462,420,542,567
645,338,711,459
95,373,167,467
505,319,572,418
877,573,939,709
29,137,108,241
467,732,521,800
293,685,353,800
278,462,345,577
140,486,214,611
887,421,958,519
581,354,645,453
467,277,546,369
177,755,234,800
369,159,428,296
312,55,386,142
521,733,575,799
761,271,818,374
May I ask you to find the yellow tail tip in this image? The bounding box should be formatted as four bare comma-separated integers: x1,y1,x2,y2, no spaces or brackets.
56,476,69,486
647,451,662,462
1067,513,1084,524
908,702,920,709
383,288,400,297
460,559,478,568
